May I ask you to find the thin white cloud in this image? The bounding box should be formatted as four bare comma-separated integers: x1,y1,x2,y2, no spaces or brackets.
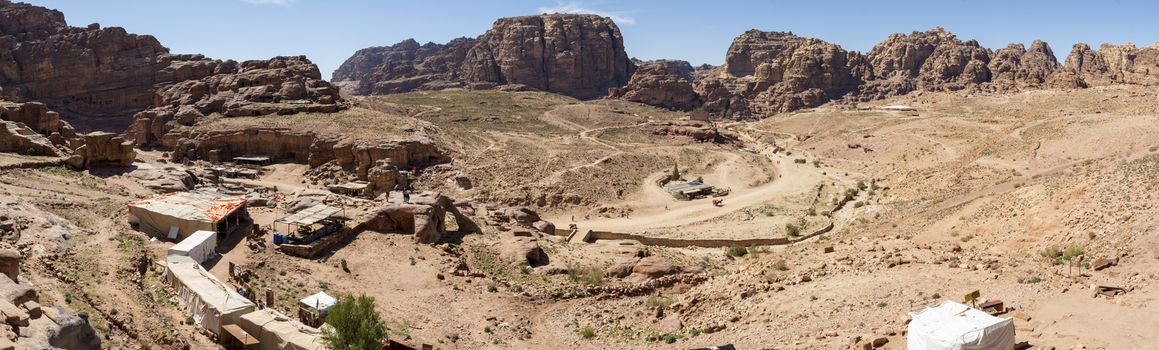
241,0,294,6
538,1,636,25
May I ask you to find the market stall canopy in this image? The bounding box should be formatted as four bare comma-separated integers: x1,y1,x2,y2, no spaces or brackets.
276,204,341,226
299,291,337,312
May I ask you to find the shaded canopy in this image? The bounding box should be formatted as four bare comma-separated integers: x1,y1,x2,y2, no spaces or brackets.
276,204,341,226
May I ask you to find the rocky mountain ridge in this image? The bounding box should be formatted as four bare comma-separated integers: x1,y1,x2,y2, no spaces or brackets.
691,27,1159,116
339,16,1159,117
0,1,344,132
333,13,634,99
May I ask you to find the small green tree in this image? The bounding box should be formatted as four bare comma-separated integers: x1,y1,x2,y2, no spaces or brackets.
670,163,682,182
323,294,387,350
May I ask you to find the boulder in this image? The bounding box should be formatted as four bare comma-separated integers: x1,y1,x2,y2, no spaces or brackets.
658,315,683,333
631,256,683,278
0,250,18,282
500,231,543,265
531,220,555,235
605,260,636,278
126,164,198,193
0,120,64,157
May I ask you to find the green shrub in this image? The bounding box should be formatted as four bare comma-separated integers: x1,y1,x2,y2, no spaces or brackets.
567,265,605,285
579,325,596,339
785,223,801,238
322,294,387,350
772,259,789,271
663,333,678,344
725,245,749,257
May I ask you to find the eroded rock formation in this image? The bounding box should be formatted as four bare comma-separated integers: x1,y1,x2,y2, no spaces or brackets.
693,27,1159,117
0,249,101,349
356,191,477,243
1064,42,1159,87
988,40,1059,86
608,60,699,111
166,127,448,186
694,30,855,116
0,120,62,156
65,131,135,168
0,1,343,132
334,14,633,99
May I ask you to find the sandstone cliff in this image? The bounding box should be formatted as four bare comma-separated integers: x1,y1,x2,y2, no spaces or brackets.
1063,42,1159,87
608,60,699,111
691,27,1159,118
693,30,855,116
0,1,343,132
334,14,633,99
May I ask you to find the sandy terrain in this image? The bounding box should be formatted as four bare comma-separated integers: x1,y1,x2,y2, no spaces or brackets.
2,86,1158,349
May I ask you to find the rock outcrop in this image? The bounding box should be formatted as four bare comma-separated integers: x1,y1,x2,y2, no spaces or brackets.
688,27,1159,117
331,38,480,95
165,127,448,187
609,60,699,111
480,206,555,235
334,14,633,99
65,131,135,168
356,192,477,243
0,1,343,132
694,30,855,116
0,249,101,349
1062,42,1159,87
988,40,1059,87
0,120,63,157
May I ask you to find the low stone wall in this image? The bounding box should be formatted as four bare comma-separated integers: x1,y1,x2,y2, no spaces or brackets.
556,221,835,248
276,229,354,258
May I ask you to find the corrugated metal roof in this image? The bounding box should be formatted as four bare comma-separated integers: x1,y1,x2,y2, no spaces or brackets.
276,204,341,226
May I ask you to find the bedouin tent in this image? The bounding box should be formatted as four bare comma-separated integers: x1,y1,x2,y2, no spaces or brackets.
167,230,218,264
907,301,1015,350
165,256,256,337
238,308,325,350
128,191,246,240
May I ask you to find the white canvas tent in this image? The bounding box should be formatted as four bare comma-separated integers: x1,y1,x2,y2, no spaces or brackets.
128,191,247,240
298,291,337,313
165,256,256,337
168,230,217,264
238,308,325,350
907,301,1015,350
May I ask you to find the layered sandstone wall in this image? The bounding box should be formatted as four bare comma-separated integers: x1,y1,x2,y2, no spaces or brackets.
608,60,699,111
0,1,344,132
168,128,448,185
334,14,633,99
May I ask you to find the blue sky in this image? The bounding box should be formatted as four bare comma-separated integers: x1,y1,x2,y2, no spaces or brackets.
29,0,1159,80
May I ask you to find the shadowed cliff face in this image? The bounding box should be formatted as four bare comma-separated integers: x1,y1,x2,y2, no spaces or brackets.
333,14,633,100
0,1,343,132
